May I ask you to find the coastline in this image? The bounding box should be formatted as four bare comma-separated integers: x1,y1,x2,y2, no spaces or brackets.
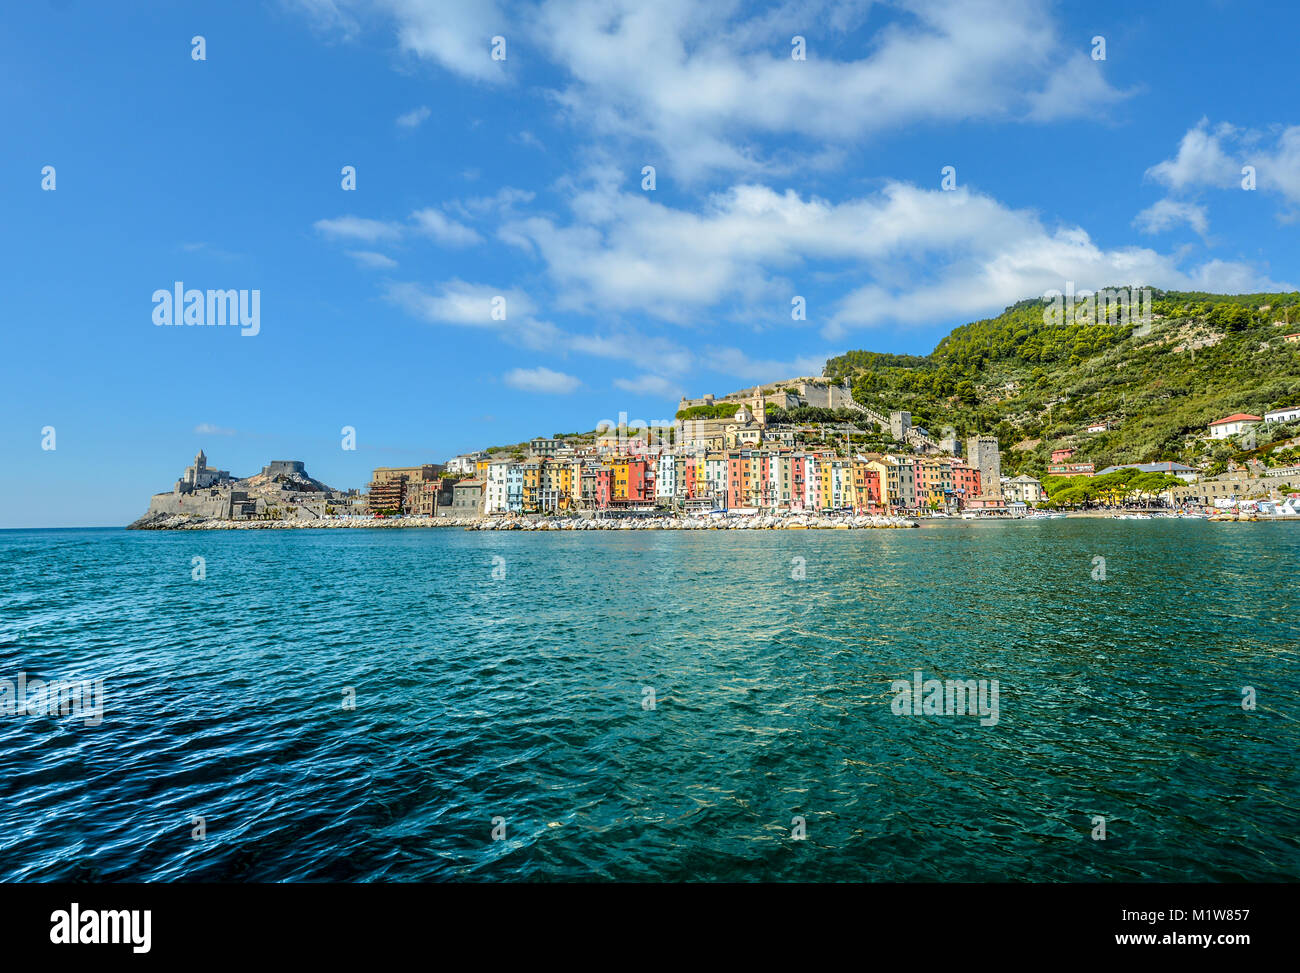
129,512,922,531
126,509,1297,531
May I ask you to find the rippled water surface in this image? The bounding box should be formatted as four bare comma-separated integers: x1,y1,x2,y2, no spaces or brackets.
0,522,1297,881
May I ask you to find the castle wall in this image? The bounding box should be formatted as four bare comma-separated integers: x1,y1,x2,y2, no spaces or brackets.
146,490,233,519
263,460,306,477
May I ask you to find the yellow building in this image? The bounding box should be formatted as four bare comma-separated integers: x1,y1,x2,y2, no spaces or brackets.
543,460,574,510
521,458,544,512
612,458,630,500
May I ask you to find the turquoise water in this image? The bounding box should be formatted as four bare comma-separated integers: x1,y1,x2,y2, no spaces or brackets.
0,522,1296,881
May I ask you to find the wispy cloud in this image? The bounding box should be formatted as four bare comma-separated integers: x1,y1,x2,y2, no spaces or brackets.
504,366,580,394
193,423,236,436
395,105,431,128
315,208,481,248
612,373,684,400
384,280,533,328
410,208,483,246
1146,117,1300,216
702,347,832,382
301,0,1131,179
347,250,398,269
1133,199,1209,238
313,215,402,243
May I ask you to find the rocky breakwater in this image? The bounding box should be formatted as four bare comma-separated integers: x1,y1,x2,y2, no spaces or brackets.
468,513,918,530
127,514,478,530
128,513,918,531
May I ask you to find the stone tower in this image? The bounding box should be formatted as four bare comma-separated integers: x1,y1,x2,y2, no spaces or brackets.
966,436,1002,497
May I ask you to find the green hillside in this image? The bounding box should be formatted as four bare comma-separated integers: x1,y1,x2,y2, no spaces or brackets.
824,290,1300,477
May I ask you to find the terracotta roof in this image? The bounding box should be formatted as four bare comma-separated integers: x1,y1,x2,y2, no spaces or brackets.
1210,413,1262,424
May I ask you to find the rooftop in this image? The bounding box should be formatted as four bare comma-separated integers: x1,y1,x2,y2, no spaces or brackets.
1210,413,1263,424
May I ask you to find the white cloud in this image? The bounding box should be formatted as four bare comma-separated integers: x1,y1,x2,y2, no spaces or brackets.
382,0,509,84
1264,126,1300,209
297,0,1130,178
702,347,833,381
313,215,402,242
449,186,536,219
347,250,399,268
826,225,1288,337
1024,51,1128,122
496,172,1287,338
315,207,482,249
286,0,361,40
1146,119,1241,191
410,208,482,246
382,280,564,351
504,366,580,394
193,423,236,436
384,280,531,327
538,0,1130,177
396,105,431,128
1181,258,1290,294
1133,199,1208,237
612,373,684,400
568,330,694,376
1146,118,1300,211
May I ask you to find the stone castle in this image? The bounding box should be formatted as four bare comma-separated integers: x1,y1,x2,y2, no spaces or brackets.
132,450,364,526
678,377,858,415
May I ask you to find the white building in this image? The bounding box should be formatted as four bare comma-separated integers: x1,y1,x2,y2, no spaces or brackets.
1001,474,1046,504
484,461,511,515
1208,414,1262,440
655,454,676,500
176,449,231,493
446,452,486,475
1264,406,1300,424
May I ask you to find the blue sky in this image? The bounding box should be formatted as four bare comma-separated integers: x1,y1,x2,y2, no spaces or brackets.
3,0,1298,527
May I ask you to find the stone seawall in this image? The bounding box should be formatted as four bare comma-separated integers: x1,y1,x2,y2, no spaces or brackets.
136,491,232,523
129,513,919,531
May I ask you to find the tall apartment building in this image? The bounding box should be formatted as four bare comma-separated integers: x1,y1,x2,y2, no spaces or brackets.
368,464,443,514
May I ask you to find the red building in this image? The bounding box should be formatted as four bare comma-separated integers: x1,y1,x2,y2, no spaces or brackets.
1050,447,1076,463
857,466,881,510
594,468,612,509
950,461,981,506
791,455,806,510
625,457,654,504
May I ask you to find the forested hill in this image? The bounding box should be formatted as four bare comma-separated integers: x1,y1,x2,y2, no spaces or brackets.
824,290,1300,476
